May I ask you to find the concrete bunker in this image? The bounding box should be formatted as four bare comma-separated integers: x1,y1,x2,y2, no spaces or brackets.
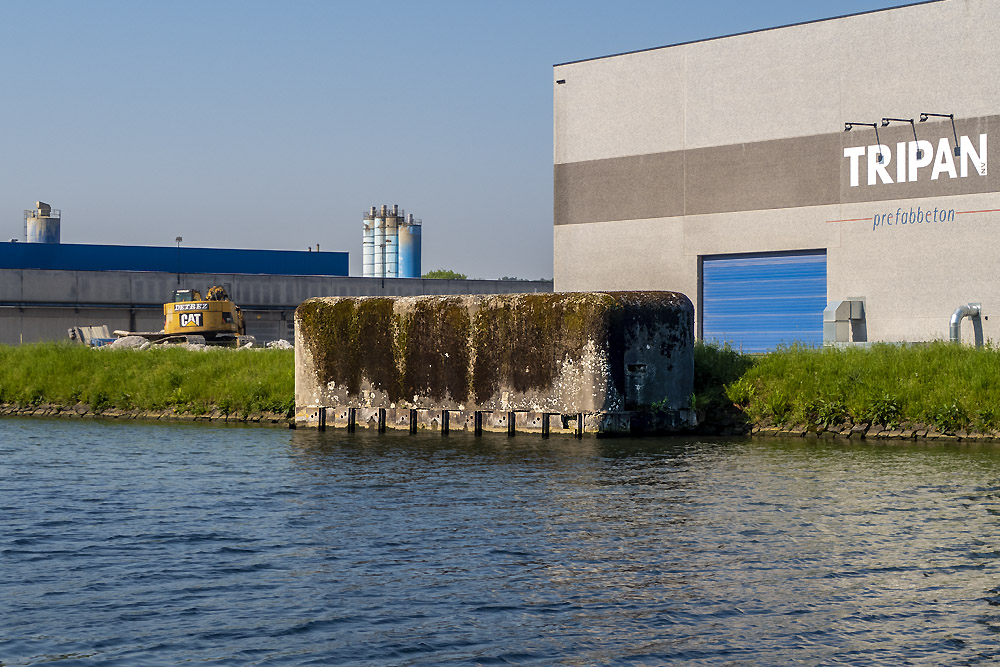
294,291,694,435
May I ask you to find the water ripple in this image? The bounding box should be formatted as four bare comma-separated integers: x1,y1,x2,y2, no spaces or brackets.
3,421,1000,664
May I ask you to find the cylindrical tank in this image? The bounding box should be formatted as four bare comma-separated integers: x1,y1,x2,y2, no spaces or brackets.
25,202,61,244
373,205,386,278
384,205,399,278
398,215,422,278
362,207,375,277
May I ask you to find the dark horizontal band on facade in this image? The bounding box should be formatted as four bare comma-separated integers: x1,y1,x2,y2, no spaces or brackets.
555,115,998,226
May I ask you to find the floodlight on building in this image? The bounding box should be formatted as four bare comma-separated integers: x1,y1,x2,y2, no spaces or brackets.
882,117,923,159
844,122,885,163
919,112,961,156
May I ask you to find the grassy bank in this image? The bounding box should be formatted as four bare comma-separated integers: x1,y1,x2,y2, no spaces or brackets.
698,341,1000,435
0,343,294,418
5,340,998,436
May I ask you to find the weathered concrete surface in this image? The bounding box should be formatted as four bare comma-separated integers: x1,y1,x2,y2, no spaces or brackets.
295,291,694,433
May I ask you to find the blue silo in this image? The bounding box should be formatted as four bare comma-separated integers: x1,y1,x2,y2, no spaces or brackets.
398,214,422,278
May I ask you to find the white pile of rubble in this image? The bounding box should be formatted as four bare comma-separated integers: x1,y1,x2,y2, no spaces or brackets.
99,336,293,351
105,336,151,350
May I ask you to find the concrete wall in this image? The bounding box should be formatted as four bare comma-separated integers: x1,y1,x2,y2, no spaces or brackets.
0,268,553,345
295,292,694,423
553,0,1000,344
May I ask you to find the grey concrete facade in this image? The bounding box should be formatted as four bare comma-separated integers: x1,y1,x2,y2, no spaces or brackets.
0,269,552,345
553,0,1000,344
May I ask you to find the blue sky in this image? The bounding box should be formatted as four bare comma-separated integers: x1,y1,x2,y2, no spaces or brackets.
0,0,915,279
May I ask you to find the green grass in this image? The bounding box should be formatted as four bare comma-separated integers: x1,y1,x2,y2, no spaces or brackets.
0,343,294,417
700,341,1000,433
689,341,756,417
8,340,1000,433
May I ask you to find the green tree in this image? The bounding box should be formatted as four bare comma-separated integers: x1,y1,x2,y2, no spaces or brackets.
422,269,468,280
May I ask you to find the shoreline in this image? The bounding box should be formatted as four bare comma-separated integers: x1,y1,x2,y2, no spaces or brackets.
0,403,294,428
748,422,1000,443
6,401,1000,443
698,412,1000,443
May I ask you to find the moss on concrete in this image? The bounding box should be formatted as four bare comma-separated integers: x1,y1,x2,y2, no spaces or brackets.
296,297,402,400
470,293,615,403
296,299,361,393
355,298,401,401
296,292,694,414
400,297,471,404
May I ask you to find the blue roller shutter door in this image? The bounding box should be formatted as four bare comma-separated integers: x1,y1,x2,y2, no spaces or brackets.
701,251,827,353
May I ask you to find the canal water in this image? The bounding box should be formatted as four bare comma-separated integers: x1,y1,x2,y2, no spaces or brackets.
3,418,1000,666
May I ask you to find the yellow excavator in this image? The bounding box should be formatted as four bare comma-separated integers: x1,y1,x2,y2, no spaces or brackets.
164,285,246,342
112,285,250,346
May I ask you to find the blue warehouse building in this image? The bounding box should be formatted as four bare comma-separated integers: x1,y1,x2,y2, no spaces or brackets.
0,241,349,277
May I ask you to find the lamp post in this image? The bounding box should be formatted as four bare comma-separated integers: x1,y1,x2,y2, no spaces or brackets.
881,117,923,159
919,112,961,156
844,122,885,163
175,236,182,285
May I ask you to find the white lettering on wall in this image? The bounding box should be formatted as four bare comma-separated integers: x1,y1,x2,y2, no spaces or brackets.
844,146,865,186
908,140,933,182
868,145,893,185
895,142,907,183
960,134,987,176
931,137,957,180
845,133,988,186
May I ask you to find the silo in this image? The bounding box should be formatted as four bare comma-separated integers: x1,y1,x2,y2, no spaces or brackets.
25,202,61,243
362,207,376,277
398,214,422,278
384,204,399,278
373,205,387,277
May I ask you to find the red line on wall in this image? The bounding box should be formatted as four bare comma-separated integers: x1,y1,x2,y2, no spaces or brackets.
828,209,1000,223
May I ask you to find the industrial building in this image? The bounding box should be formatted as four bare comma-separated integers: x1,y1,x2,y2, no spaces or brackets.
362,204,421,278
553,0,998,351
11,204,349,277
2,203,551,345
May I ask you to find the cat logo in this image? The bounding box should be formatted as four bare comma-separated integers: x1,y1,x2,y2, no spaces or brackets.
179,313,203,327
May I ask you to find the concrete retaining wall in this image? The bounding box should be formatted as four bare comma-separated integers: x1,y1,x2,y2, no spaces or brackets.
0,268,552,345
295,291,694,434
